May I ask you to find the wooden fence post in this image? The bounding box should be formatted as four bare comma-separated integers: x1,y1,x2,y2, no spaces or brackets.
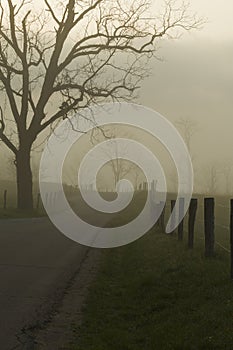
230,199,233,279
159,201,166,233
178,197,185,241
170,200,176,234
188,198,198,249
204,198,215,257
3,190,7,210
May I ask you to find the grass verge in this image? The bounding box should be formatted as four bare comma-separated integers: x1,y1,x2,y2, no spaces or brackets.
70,229,233,350
0,208,46,219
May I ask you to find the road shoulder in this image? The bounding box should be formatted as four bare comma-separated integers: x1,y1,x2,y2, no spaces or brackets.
33,248,101,349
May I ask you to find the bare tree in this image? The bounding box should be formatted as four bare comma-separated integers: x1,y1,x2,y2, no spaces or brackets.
92,126,140,190
201,162,233,195
105,144,138,191
0,0,202,210
175,117,198,161
133,167,142,190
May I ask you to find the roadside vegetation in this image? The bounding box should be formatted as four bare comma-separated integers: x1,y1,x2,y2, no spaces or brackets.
70,227,233,350
0,208,45,219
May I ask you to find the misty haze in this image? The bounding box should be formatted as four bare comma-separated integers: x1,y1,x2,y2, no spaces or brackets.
0,1,232,349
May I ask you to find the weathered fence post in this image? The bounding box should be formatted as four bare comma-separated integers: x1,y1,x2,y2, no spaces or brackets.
159,201,166,233
170,199,176,234
188,198,198,249
204,198,215,257
3,190,7,210
230,199,233,279
178,197,185,241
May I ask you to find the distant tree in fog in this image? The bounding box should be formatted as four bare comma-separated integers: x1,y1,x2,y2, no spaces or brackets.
175,117,199,162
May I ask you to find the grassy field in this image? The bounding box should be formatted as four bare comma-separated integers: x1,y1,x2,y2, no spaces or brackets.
70,227,233,350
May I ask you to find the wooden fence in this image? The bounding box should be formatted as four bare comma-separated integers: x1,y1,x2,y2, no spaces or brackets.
158,197,233,280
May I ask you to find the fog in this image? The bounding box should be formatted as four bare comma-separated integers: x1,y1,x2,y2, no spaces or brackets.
138,0,233,193
140,38,233,161
0,0,233,195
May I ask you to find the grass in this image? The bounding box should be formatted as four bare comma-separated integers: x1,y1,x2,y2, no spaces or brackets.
70,228,233,350
0,208,46,219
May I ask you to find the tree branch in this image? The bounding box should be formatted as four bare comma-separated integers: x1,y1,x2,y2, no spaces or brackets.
0,106,17,154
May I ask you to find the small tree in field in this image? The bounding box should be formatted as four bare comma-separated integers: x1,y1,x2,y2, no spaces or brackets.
0,0,202,210
92,126,140,190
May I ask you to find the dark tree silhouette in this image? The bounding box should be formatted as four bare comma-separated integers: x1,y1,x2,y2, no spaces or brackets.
0,0,202,209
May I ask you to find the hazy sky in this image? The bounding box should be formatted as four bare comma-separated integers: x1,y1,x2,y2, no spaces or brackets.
1,0,233,193
140,0,233,169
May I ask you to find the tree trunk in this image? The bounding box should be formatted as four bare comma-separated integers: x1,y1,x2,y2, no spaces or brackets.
16,146,33,210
